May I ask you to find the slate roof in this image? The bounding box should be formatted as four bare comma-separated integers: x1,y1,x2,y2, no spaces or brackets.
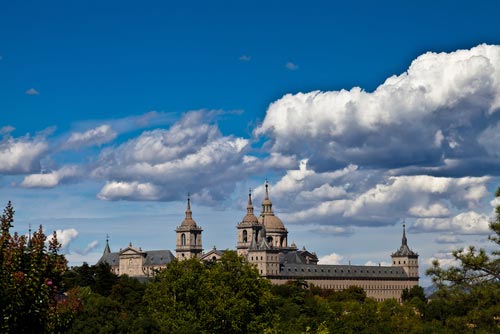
278,263,411,280
97,249,175,267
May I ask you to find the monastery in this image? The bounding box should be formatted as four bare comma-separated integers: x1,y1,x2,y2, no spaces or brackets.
98,182,419,302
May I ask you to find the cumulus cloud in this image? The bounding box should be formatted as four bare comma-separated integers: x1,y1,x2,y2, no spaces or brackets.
257,44,500,176
412,211,491,234
255,159,491,228
92,111,254,202
98,181,161,201
318,252,344,264
0,134,48,174
55,228,79,249
21,165,83,188
64,125,117,149
25,88,39,95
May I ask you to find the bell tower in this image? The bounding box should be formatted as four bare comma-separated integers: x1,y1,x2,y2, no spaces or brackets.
237,189,260,256
175,195,203,259
391,224,419,278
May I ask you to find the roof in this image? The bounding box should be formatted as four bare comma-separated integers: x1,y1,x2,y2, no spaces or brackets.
278,263,412,280
97,249,175,267
392,225,418,257
280,249,318,265
241,192,259,224
180,196,199,228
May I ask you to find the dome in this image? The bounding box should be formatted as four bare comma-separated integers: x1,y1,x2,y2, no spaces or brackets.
258,215,285,230
241,191,259,225
242,214,259,224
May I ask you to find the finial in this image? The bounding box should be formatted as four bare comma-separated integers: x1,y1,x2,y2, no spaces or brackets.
106,233,109,243
265,179,269,199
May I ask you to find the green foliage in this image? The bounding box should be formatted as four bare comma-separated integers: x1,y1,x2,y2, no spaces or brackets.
144,251,273,334
0,201,72,333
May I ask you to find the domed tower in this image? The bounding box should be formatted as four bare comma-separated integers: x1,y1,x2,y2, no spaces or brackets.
237,190,260,256
391,224,419,278
176,195,203,260
258,181,288,249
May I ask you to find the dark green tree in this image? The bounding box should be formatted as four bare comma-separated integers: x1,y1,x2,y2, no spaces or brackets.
144,251,273,334
0,201,72,333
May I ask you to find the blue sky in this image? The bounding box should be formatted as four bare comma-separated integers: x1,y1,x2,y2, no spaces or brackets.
2,0,500,285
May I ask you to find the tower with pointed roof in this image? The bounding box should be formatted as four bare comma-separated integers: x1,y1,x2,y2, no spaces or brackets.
237,190,261,256
391,224,419,278
175,196,203,259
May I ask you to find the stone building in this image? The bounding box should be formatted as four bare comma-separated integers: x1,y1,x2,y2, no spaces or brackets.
98,182,419,301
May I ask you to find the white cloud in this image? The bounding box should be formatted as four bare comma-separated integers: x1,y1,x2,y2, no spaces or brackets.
318,252,343,264
55,228,79,249
21,165,82,188
65,124,117,149
98,181,161,201
25,88,39,95
257,44,500,176
239,55,251,61
0,135,48,174
263,160,491,228
92,110,253,202
413,211,491,234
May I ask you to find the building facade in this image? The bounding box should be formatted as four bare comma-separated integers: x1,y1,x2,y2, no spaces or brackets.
98,182,419,301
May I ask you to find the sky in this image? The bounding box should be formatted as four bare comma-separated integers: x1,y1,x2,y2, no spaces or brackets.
1,0,500,286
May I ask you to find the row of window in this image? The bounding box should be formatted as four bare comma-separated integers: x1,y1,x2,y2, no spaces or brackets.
286,267,396,275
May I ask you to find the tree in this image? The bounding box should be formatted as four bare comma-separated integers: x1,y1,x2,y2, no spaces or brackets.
144,251,274,334
427,187,500,287
0,201,72,333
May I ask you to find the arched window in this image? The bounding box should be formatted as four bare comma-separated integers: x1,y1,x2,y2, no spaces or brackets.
242,230,248,243
181,233,186,246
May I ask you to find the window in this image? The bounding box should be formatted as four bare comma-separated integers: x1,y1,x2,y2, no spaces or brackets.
242,230,248,243
181,233,186,246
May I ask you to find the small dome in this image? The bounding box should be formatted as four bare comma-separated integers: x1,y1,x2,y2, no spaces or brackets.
259,215,285,230
240,190,259,225
180,196,198,228
242,214,259,224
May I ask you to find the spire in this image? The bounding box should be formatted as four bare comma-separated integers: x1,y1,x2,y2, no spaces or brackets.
103,234,111,255
180,193,198,227
261,180,273,215
402,224,407,247
185,193,192,220
247,188,254,214
392,223,417,257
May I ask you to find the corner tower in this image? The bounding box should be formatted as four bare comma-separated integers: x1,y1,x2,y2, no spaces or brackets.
391,224,419,278
176,196,203,260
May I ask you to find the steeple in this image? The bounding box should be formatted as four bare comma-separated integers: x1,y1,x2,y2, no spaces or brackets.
261,180,273,215
392,224,416,256
247,189,254,215
186,194,192,219
176,194,203,259
402,224,408,247
180,194,197,227
103,234,111,255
